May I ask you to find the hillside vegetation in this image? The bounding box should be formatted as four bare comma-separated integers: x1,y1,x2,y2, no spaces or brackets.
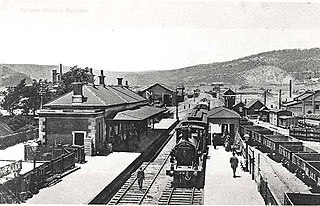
1,48,319,88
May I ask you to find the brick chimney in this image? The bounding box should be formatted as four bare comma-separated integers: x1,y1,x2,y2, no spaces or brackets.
72,82,84,103
117,77,123,86
52,70,57,83
89,68,95,85
99,70,105,86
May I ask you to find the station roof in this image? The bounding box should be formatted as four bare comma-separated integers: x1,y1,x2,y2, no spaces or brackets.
44,84,146,108
113,106,166,121
207,106,240,119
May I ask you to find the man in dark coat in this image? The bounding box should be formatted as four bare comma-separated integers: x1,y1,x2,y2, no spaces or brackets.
137,167,145,190
230,152,239,178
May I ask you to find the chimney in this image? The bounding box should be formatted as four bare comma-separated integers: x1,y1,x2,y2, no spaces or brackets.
72,82,84,103
279,89,282,109
59,64,63,82
264,90,267,106
52,70,57,83
289,80,292,98
89,68,95,85
99,70,105,86
124,80,129,88
117,78,123,86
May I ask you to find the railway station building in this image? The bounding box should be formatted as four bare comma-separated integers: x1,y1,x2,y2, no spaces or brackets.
38,71,167,156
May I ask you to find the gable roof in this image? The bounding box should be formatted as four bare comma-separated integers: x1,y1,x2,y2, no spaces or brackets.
223,88,236,95
245,99,263,109
233,102,245,108
207,106,241,119
139,83,174,93
45,84,146,108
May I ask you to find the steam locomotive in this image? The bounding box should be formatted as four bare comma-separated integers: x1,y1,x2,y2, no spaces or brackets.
166,101,209,188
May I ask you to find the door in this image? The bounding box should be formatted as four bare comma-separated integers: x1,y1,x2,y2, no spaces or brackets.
163,94,171,106
74,132,85,146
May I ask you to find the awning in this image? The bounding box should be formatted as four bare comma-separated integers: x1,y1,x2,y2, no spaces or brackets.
113,106,167,121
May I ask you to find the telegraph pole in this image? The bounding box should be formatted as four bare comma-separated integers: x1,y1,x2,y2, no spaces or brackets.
176,87,179,120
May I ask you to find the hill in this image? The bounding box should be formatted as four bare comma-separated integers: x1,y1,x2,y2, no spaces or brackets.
1,64,69,81
0,65,32,88
101,48,320,88
1,48,320,88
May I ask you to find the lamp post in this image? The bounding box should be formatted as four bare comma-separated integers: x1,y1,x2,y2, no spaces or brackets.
30,141,39,194
30,141,39,170
244,133,250,172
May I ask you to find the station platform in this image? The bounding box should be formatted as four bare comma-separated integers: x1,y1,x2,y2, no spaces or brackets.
204,146,265,205
26,152,140,204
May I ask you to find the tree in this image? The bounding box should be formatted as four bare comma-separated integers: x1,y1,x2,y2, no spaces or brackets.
1,78,27,115
0,78,52,116
56,66,91,96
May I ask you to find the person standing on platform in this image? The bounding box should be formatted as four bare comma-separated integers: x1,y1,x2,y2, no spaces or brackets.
212,133,217,149
137,167,145,190
230,152,239,178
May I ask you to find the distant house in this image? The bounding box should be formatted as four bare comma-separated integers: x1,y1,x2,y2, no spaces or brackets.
269,109,294,128
258,106,270,122
138,83,177,106
244,99,264,117
38,71,166,156
223,89,236,109
282,90,320,115
232,102,245,117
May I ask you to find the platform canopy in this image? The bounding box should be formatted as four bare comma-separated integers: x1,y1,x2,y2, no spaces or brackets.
207,107,241,138
208,106,241,120
113,106,167,121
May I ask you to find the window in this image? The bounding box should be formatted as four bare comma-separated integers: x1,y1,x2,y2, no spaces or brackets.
316,105,320,110
72,131,86,146
239,107,243,112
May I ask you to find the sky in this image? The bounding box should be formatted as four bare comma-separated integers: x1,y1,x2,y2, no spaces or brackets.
0,0,320,72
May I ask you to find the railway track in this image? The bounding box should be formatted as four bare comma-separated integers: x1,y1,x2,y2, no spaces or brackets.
107,131,176,205
158,184,203,205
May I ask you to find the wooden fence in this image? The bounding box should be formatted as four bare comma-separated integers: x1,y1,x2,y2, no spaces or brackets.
24,144,85,164
0,151,76,204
